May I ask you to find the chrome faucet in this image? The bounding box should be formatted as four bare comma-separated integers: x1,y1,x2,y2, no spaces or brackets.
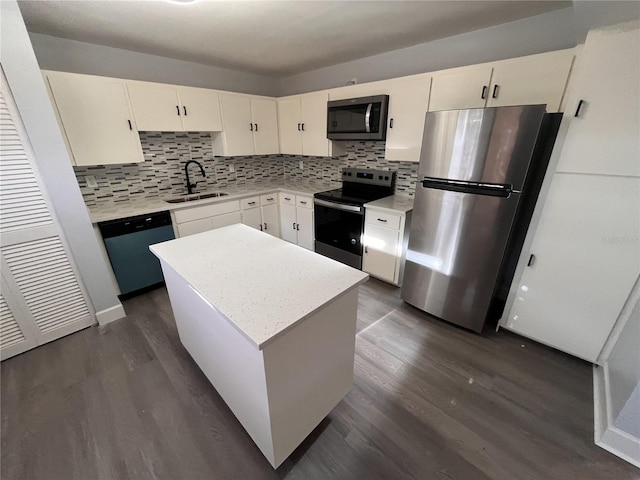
185,160,206,195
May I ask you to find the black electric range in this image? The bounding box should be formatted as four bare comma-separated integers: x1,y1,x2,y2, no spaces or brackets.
314,168,396,269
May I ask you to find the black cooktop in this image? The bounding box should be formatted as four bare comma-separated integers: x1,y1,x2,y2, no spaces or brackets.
314,186,392,205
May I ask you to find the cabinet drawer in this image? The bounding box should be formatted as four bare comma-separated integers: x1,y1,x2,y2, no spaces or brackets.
174,200,240,224
279,192,296,205
260,193,278,205
366,210,401,230
240,196,261,209
296,196,313,209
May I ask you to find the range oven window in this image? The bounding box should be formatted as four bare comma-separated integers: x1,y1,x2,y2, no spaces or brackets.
314,203,363,256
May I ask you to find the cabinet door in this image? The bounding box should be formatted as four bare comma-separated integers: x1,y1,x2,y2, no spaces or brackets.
210,211,241,230
555,27,639,177
385,76,431,162
506,174,640,362
277,97,303,155
428,66,493,112
127,83,183,131
261,203,280,238
363,223,400,283
301,92,330,157
177,218,212,237
251,98,279,154
46,72,143,166
218,94,255,156
279,203,298,243
178,87,222,132
296,207,314,250
241,207,263,231
487,50,574,112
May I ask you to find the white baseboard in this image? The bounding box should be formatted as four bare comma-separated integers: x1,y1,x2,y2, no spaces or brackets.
95,303,126,326
593,365,640,469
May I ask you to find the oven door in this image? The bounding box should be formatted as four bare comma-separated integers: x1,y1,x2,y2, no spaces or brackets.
313,199,364,269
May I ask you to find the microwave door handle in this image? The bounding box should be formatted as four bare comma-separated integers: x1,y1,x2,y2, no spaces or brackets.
364,103,372,133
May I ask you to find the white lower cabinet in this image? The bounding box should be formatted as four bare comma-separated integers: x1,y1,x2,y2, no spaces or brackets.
504,174,640,363
279,193,314,250
240,193,281,237
363,208,411,286
173,200,241,237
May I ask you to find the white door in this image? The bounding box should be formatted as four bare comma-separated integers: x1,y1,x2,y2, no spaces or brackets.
428,66,493,112
241,207,263,231
363,224,400,283
487,50,574,113
46,72,143,166
219,94,254,156
301,92,330,157
277,97,302,155
296,207,314,250
127,82,184,131
261,203,280,238
178,87,222,132
385,76,431,162
555,26,639,177
506,174,640,362
1,74,94,361
279,203,298,243
251,98,279,154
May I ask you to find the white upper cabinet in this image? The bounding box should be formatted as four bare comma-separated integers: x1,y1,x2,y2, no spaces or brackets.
277,97,303,155
127,82,222,132
328,79,392,101
429,66,493,112
384,76,431,163
555,25,639,177
177,87,223,132
486,50,574,112
278,92,336,157
214,94,279,156
251,98,280,154
45,71,143,166
428,50,574,113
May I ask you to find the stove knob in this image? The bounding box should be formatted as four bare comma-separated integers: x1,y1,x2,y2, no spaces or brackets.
351,238,356,245
378,175,383,179
385,176,389,180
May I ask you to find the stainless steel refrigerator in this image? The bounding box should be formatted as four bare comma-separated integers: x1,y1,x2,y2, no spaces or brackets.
401,105,561,332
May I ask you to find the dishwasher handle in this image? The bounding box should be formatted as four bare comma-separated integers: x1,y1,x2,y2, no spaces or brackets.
98,211,173,238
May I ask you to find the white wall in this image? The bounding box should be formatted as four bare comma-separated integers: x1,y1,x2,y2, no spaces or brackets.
28,33,280,97
277,2,640,96
0,0,123,317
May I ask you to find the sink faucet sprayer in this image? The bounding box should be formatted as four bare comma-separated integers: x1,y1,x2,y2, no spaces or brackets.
185,160,206,195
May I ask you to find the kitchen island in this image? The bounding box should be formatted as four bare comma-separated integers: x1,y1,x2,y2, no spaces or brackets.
150,224,368,468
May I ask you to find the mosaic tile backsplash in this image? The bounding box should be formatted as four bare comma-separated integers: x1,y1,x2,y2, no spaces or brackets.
73,132,420,207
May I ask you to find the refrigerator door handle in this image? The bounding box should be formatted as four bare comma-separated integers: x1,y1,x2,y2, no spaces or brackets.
421,177,512,197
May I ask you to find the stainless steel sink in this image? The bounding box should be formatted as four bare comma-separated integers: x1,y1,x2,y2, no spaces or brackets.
165,192,229,203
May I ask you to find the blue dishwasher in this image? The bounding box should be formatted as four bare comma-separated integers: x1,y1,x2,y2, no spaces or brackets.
99,211,175,297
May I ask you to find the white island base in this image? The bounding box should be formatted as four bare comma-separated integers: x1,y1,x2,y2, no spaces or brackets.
151,225,368,468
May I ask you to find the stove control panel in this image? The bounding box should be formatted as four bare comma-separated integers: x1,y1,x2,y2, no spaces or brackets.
342,168,396,188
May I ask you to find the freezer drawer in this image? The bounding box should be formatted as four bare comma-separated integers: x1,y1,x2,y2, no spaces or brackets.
401,186,520,332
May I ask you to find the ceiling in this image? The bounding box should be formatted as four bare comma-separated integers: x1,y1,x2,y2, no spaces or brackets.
18,1,571,78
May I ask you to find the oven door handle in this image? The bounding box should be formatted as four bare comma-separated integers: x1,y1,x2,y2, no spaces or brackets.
314,198,363,214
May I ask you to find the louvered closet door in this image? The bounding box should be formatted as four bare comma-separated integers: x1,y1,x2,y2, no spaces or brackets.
0,69,94,361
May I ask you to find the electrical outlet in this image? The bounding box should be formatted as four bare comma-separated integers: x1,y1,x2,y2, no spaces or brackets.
299,160,304,170
228,164,235,173
85,175,98,188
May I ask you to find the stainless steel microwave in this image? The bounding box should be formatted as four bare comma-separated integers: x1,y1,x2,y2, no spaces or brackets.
327,95,389,141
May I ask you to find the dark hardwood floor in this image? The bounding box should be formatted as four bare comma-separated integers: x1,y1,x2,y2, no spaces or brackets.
2,278,638,479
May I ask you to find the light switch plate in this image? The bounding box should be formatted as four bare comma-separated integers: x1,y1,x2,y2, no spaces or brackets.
299,161,304,170
85,175,98,188
228,164,235,173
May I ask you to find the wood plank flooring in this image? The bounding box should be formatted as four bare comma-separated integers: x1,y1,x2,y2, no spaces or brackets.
2,278,638,479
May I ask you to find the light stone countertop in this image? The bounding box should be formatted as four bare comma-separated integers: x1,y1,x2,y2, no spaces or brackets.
150,224,369,350
88,181,340,223
364,194,414,214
